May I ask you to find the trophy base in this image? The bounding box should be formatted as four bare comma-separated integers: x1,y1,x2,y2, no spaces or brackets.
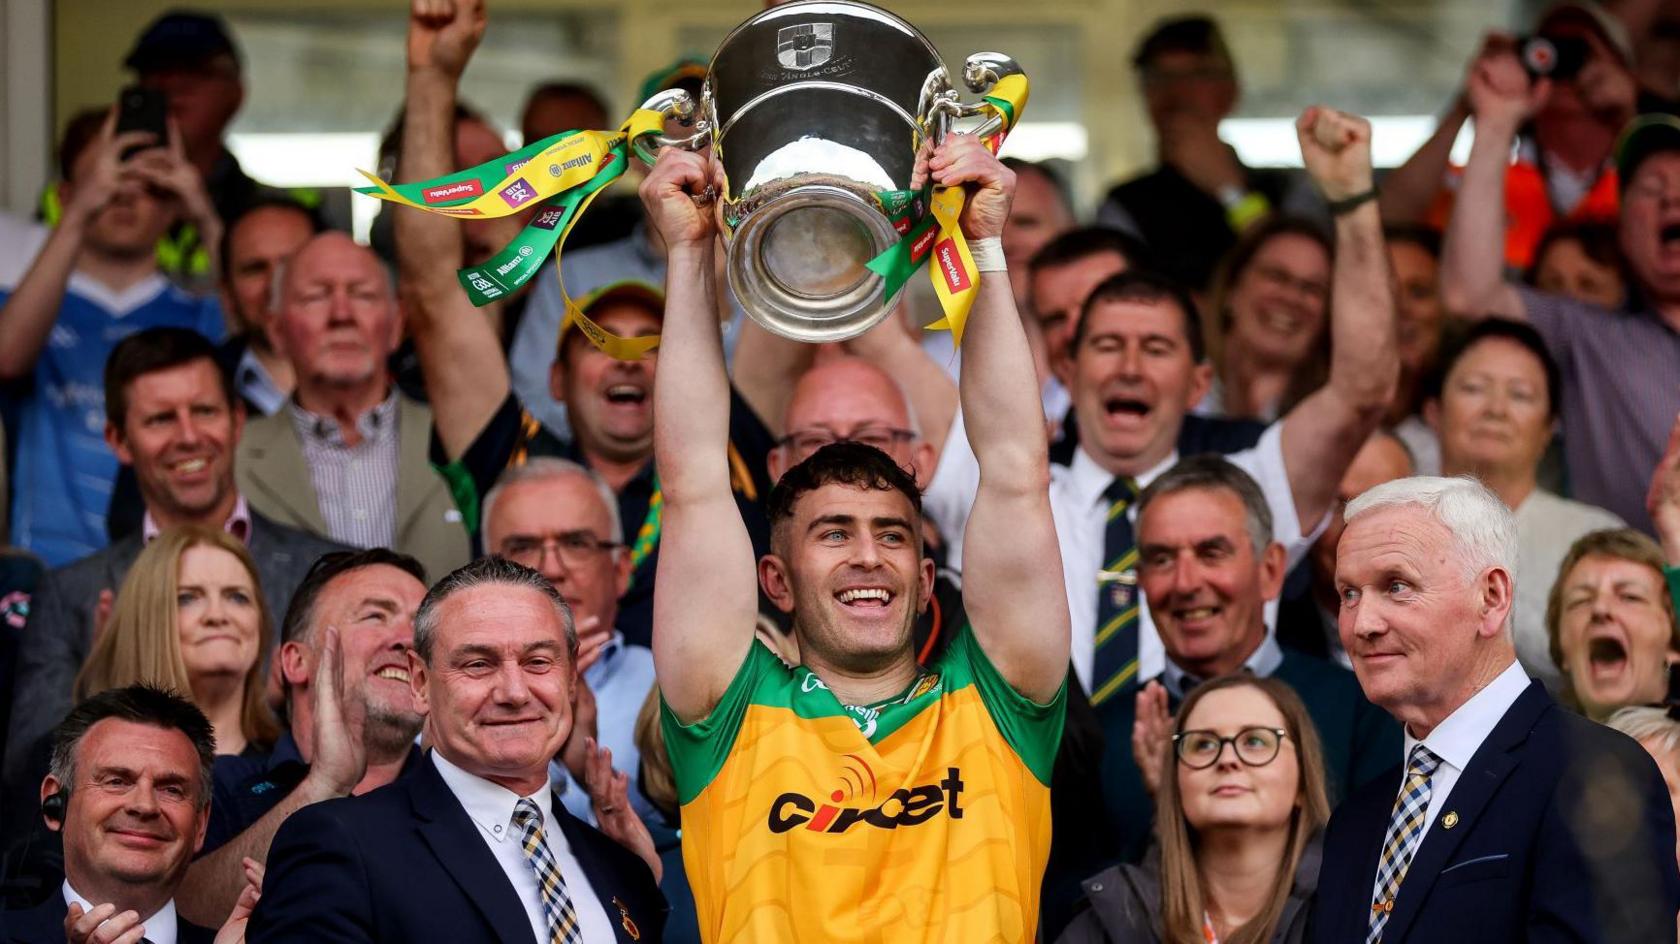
728,183,903,343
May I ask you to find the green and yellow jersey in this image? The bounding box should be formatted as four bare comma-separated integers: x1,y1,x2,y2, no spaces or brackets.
661,623,1066,943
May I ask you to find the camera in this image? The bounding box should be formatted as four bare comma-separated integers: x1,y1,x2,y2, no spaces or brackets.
1518,35,1590,81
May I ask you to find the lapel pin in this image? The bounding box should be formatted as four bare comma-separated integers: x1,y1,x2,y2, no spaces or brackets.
1442,811,1459,829
612,896,641,940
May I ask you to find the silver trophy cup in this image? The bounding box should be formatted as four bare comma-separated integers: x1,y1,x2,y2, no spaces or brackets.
636,0,1021,342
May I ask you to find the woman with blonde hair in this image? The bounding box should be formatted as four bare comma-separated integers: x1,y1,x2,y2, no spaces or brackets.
1060,676,1330,944
75,524,278,755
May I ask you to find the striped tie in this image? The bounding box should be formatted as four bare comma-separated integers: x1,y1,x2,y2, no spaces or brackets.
1366,745,1444,943
1090,475,1140,706
512,797,583,944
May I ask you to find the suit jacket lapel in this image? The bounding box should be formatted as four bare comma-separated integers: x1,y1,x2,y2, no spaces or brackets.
1381,682,1549,943
550,795,647,943
394,396,436,545
408,758,535,944
245,509,299,575
241,413,330,535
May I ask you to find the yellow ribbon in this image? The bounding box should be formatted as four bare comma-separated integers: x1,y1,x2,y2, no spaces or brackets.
921,73,1030,347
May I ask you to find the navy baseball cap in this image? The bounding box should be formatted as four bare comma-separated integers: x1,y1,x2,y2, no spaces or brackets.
124,10,241,73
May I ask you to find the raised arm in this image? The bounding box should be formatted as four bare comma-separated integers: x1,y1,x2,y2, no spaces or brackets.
1378,99,1468,224
732,315,815,438
1279,107,1399,528
1439,41,1547,320
844,308,959,459
938,135,1069,702
394,0,508,462
644,149,758,722
0,115,155,379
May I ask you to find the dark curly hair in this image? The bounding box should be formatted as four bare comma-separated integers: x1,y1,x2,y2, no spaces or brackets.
766,442,923,552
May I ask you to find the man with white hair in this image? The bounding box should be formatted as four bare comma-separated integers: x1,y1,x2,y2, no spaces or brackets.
482,458,656,822
1311,476,1680,943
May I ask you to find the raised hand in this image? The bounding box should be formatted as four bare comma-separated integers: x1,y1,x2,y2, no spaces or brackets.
638,146,721,251
927,132,1016,239
583,737,662,882
64,902,147,944
1131,680,1173,798
574,615,608,675
1296,105,1374,203
128,118,219,232
1648,412,1680,564
558,670,599,780
302,627,369,797
1464,35,1549,133
213,858,265,944
62,110,158,227
408,0,485,79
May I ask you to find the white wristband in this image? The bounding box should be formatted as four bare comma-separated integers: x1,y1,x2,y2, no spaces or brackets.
969,236,1006,273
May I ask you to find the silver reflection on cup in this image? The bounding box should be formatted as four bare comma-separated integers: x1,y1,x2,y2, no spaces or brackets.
635,0,1022,343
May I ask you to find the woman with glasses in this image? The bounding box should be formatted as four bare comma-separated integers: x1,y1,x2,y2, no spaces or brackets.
1059,676,1329,944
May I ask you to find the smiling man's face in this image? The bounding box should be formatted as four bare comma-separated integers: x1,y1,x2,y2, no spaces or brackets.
50,719,208,896
410,584,574,793
306,564,428,749
766,483,933,678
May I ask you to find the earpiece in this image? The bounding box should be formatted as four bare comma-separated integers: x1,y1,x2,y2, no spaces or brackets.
41,789,67,825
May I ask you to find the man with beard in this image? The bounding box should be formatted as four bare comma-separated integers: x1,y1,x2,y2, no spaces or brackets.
173,549,430,926
647,123,1070,940
394,0,770,646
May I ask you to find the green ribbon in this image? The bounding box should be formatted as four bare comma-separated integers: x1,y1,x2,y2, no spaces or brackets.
455,144,628,304
865,186,939,303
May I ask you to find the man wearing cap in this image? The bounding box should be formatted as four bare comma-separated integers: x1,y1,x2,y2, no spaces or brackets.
119,10,276,285
1382,2,1640,270
395,0,772,648
507,56,746,442
1441,39,1680,535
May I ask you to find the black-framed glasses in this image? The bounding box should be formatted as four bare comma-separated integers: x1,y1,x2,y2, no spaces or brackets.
776,425,916,458
1172,727,1289,769
498,531,620,569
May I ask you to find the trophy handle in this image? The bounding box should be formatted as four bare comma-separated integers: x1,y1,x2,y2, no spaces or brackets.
631,89,711,165
950,53,1023,140
923,53,1023,143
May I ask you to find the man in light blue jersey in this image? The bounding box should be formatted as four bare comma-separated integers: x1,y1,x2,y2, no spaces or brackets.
0,108,224,565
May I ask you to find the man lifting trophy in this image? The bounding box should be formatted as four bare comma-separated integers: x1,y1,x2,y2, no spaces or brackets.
359,3,1065,941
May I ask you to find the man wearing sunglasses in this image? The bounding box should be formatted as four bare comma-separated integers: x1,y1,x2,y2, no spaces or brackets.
1106,454,1399,864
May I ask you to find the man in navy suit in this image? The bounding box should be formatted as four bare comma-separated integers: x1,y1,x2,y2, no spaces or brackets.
1312,476,1680,943
248,556,665,943
3,685,221,944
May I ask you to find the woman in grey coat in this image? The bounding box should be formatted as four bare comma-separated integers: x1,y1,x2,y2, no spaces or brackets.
1058,676,1329,944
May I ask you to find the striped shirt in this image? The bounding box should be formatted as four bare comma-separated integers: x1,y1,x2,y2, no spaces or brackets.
1515,285,1680,534
288,393,399,549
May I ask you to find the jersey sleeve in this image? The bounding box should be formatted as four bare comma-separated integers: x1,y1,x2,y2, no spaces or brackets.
940,623,1065,786
659,639,785,806
428,392,526,535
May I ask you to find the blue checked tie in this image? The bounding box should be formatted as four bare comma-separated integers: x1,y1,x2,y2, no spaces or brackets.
512,797,583,944
1367,745,1444,943
1090,476,1141,706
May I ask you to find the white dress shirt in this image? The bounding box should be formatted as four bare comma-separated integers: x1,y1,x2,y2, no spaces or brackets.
431,750,615,944
1399,659,1532,838
63,880,178,944
927,414,1322,691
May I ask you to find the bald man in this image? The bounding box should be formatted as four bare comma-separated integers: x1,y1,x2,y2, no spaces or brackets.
235,231,470,579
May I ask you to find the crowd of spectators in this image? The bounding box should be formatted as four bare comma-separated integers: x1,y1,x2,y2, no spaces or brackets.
3,1,1680,942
